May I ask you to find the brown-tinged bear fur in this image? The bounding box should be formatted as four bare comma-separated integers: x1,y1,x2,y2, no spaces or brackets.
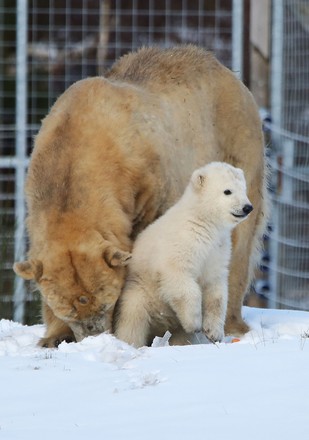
13,45,268,347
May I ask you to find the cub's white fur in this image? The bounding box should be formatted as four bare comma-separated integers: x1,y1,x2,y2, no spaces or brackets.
115,162,252,347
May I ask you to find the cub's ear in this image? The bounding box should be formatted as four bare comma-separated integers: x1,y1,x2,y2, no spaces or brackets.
13,260,43,281
103,246,132,267
191,169,207,191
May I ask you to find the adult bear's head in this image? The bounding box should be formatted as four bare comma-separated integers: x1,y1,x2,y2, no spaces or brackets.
13,230,132,341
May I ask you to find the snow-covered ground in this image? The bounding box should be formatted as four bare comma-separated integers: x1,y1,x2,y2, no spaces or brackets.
1,306,309,440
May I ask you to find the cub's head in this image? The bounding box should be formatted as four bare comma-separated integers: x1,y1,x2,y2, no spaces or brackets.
13,231,132,342
190,161,253,226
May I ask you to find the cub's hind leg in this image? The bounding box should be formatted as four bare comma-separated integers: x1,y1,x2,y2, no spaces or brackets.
114,282,150,348
202,280,228,343
161,275,203,334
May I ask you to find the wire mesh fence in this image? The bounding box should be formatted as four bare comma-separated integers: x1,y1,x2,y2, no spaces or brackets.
1,0,240,323
1,1,308,324
268,0,309,310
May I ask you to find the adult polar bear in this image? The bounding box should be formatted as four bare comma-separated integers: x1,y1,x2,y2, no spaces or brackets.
13,45,268,347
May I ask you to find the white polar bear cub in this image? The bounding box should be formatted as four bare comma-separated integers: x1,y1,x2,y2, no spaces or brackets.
115,162,253,347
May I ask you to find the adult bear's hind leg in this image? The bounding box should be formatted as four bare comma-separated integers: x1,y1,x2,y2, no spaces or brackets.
225,179,268,336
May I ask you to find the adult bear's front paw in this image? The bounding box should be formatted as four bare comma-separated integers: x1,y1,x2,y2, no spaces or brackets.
38,334,76,348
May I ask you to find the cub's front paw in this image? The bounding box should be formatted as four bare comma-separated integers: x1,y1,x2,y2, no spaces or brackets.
181,310,202,334
203,324,224,343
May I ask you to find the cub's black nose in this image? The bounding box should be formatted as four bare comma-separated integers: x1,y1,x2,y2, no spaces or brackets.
243,204,253,215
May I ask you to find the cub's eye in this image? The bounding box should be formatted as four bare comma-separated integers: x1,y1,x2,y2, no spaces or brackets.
224,189,232,195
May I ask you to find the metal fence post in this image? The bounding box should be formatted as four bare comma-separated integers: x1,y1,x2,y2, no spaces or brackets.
13,0,28,322
268,1,284,309
232,0,244,81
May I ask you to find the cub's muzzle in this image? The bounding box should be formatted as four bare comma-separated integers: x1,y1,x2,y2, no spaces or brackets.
232,203,253,219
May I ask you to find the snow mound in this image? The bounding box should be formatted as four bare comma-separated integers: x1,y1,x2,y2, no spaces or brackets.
243,307,309,343
1,307,309,359
0,319,44,356
58,332,141,367
1,307,309,440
